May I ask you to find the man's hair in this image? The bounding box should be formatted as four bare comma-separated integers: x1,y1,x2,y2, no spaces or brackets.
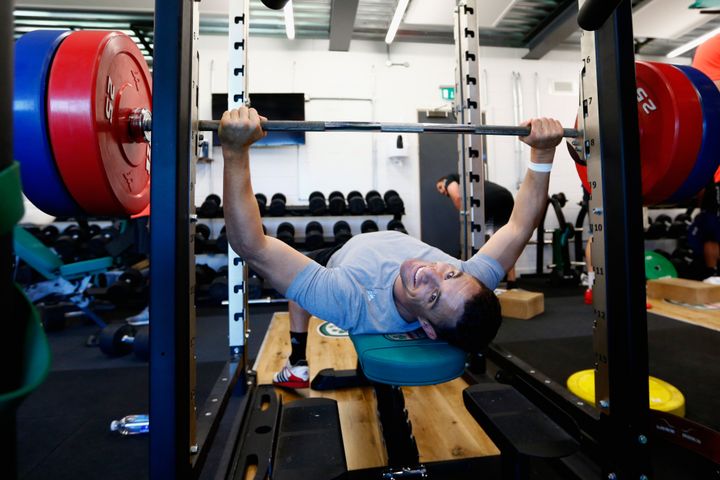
436,175,447,184
432,281,502,353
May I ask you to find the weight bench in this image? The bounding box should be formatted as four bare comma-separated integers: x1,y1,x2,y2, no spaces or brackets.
12,225,113,328
312,329,467,466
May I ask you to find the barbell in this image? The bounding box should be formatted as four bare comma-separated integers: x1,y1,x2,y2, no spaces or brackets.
12,29,720,218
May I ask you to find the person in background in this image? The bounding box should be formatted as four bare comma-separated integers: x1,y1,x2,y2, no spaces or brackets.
436,175,518,289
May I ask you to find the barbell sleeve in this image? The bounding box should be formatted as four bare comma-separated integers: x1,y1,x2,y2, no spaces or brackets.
196,119,579,138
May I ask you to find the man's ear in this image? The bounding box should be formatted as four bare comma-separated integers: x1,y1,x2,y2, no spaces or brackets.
419,318,437,340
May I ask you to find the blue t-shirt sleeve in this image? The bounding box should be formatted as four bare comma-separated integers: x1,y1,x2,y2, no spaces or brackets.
460,252,505,290
285,262,359,330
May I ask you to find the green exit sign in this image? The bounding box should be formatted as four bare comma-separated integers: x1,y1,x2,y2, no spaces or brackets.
440,86,455,101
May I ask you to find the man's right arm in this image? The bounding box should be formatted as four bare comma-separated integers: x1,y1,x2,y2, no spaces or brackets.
220,108,312,295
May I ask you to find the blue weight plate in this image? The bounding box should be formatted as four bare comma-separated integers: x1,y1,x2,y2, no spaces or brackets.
667,65,720,203
13,30,84,217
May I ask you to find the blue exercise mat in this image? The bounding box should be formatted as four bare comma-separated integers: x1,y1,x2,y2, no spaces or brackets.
13,30,83,217
666,65,720,202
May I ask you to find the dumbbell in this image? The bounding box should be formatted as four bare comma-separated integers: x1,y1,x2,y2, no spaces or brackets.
361,219,379,233
305,221,325,250
366,190,386,214
668,213,692,239
198,194,222,217
209,265,228,302
54,224,85,260
194,223,211,253
645,214,672,239
216,226,228,253
328,191,346,215
248,269,264,299
87,226,119,257
333,221,352,245
98,323,149,360
268,193,287,216
107,268,149,305
195,264,217,286
671,247,695,278
23,225,42,239
39,225,60,245
255,193,267,216
384,190,405,216
387,219,408,234
276,222,295,247
308,191,327,216
347,191,366,215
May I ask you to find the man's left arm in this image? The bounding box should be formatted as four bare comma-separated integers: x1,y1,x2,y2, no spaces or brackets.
479,117,563,272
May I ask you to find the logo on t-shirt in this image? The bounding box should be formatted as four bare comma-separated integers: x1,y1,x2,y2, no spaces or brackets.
366,290,376,301
317,321,349,337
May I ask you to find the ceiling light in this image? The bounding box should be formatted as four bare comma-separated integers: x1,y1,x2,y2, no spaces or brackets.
284,0,295,40
667,25,720,58
385,0,410,44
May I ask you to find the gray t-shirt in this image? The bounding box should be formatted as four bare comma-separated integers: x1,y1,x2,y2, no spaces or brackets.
286,231,505,334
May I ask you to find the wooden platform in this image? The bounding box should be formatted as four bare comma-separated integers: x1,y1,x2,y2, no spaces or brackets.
253,313,499,470
647,297,720,332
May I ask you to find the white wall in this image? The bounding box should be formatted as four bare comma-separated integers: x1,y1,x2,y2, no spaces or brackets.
195,35,585,273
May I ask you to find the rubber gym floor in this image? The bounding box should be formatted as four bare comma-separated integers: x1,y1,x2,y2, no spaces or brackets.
16,283,720,479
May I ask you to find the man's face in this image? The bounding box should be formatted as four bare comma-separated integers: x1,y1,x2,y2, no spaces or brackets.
398,259,481,333
436,181,447,196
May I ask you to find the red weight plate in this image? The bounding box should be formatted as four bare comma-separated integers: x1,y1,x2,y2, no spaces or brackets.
570,115,590,193
47,31,151,216
635,62,702,205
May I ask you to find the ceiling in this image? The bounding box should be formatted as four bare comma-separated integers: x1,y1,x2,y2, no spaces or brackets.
11,0,720,63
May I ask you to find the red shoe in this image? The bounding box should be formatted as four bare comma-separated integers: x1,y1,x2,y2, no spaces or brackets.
272,360,309,389
584,288,593,305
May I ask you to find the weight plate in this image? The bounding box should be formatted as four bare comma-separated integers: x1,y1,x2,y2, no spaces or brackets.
570,115,590,193
13,30,83,217
636,61,703,204
567,369,685,416
644,250,678,280
667,65,720,203
47,31,151,216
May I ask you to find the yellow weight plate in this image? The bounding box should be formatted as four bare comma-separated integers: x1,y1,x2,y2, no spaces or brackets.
566,369,685,417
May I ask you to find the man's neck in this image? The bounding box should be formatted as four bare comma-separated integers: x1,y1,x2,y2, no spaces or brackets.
392,274,417,323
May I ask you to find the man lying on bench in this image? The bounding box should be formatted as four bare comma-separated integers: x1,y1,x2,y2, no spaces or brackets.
220,107,563,389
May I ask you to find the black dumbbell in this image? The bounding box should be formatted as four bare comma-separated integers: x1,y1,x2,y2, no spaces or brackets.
328,191,346,215
361,219,379,233
365,190,386,214
209,266,228,301
99,323,149,360
333,221,352,245
668,213,692,239
255,193,267,216
54,225,84,260
645,214,672,239
195,264,217,286
384,190,405,216
87,224,101,238
107,268,149,305
347,191,366,215
308,191,327,216
40,302,73,331
216,226,228,253
248,270,263,299
195,223,211,253
87,226,119,257
276,222,295,246
387,219,408,234
268,193,287,216
23,225,42,239
671,247,695,278
198,194,222,217
40,225,60,245
305,221,324,250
